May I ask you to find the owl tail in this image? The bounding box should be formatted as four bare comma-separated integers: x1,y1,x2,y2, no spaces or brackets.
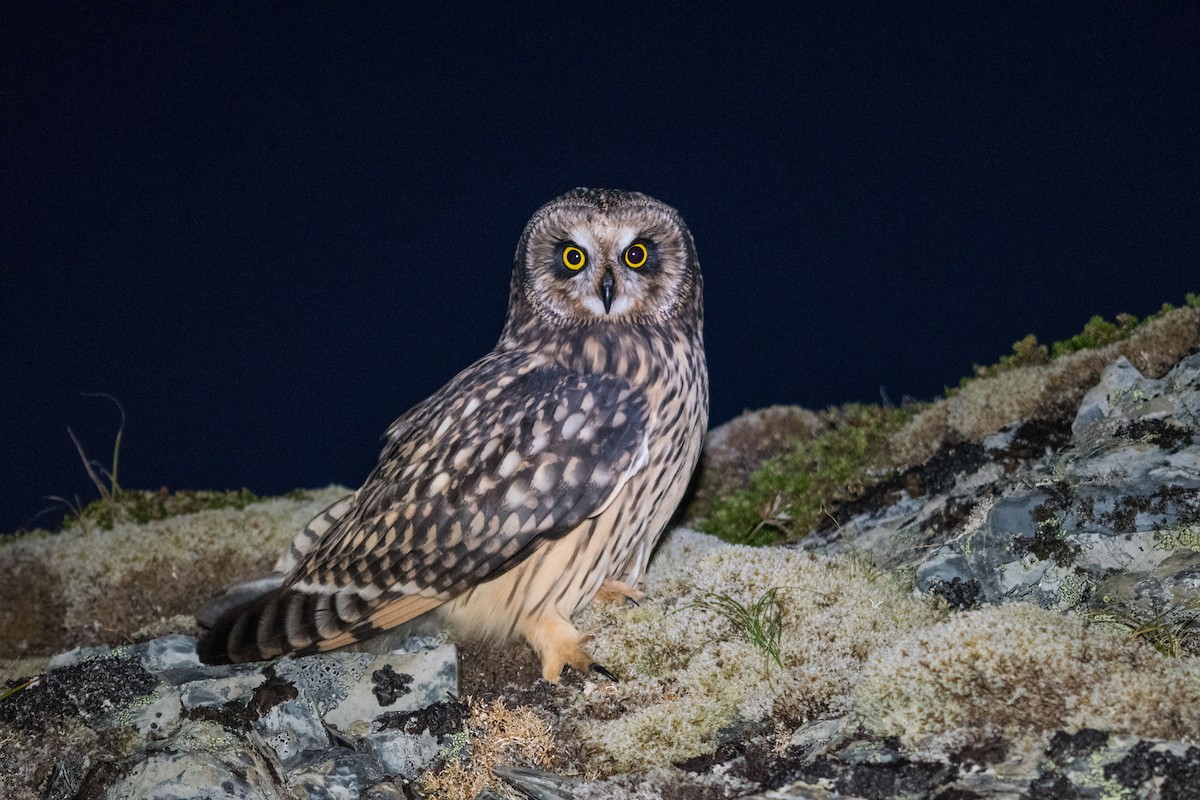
196,585,444,665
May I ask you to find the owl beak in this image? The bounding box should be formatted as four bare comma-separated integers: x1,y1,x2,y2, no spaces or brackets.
599,272,616,314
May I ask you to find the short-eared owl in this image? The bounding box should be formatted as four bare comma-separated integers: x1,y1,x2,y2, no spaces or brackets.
197,189,708,682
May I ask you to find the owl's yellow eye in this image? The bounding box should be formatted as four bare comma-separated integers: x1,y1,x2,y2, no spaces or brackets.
623,242,649,268
562,245,586,271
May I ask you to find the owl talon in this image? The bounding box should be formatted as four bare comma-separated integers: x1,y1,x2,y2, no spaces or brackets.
591,663,619,681
526,614,601,682
595,579,647,606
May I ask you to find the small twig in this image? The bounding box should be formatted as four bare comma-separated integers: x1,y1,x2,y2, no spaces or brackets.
68,427,110,500
80,392,125,494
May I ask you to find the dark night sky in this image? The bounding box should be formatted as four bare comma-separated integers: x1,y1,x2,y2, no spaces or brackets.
3,3,1198,533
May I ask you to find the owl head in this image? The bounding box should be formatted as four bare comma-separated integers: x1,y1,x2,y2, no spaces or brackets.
504,189,702,332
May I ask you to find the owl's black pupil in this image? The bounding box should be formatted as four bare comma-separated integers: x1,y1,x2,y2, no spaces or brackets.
567,250,580,265
632,246,644,260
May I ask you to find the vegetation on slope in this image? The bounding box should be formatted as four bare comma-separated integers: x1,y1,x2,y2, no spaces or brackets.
694,294,1200,545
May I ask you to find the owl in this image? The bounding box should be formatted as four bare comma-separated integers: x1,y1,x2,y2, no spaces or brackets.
197,188,708,682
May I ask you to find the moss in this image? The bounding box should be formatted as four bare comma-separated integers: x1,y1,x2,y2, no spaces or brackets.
684,406,826,525
0,552,70,656
961,295,1195,388
698,404,918,545
964,333,1050,384
1017,493,1082,566
1,652,158,734
1050,313,1141,357
854,604,1200,748
63,487,266,532
563,531,942,775
1117,419,1194,453
0,486,351,657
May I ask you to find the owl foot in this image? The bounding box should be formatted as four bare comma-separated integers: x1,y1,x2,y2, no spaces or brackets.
525,613,615,683
594,579,646,606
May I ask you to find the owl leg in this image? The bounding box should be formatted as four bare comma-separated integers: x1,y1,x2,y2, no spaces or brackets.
594,579,646,606
523,613,615,683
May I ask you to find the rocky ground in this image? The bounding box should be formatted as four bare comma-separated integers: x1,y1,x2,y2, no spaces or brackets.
2,306,1199,799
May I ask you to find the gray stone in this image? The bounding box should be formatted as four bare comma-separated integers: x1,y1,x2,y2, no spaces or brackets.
123,682,184,740
913,551,974,595
363,728,441,781
178,670,263,710
138,634,202,673
275,651,376,717
47,644,113,669
256,695,332,765
1073,355,1144,436
284,747,392,800
136,635,252,687
106,720,287,800
320,644,458,735
787,715,855,760
901,353,1200,620
494,765,581,799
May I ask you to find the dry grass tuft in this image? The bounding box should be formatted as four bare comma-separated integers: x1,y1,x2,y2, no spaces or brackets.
419,697,558,800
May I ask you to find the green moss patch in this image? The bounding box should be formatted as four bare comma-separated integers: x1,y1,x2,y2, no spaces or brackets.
61,487,274,532
698,404,917,545
963,293,1199,387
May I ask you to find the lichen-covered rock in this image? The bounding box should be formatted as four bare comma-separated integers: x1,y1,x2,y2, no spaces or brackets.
912,353,1200,630
106,721,289,800
0,637,457,800
891,304,1200,463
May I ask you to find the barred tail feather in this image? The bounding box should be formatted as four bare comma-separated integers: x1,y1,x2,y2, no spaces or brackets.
196,586,443,665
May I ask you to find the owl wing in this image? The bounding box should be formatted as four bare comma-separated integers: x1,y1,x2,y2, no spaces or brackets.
197,353,649,664
294,355,650,596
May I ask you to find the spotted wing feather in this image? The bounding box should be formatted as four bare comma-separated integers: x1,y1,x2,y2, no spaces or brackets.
198,353,648,664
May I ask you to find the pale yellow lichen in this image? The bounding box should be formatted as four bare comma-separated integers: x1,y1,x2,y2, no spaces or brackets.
564,530,943,774
0,486,351,656
854,603,1200,748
